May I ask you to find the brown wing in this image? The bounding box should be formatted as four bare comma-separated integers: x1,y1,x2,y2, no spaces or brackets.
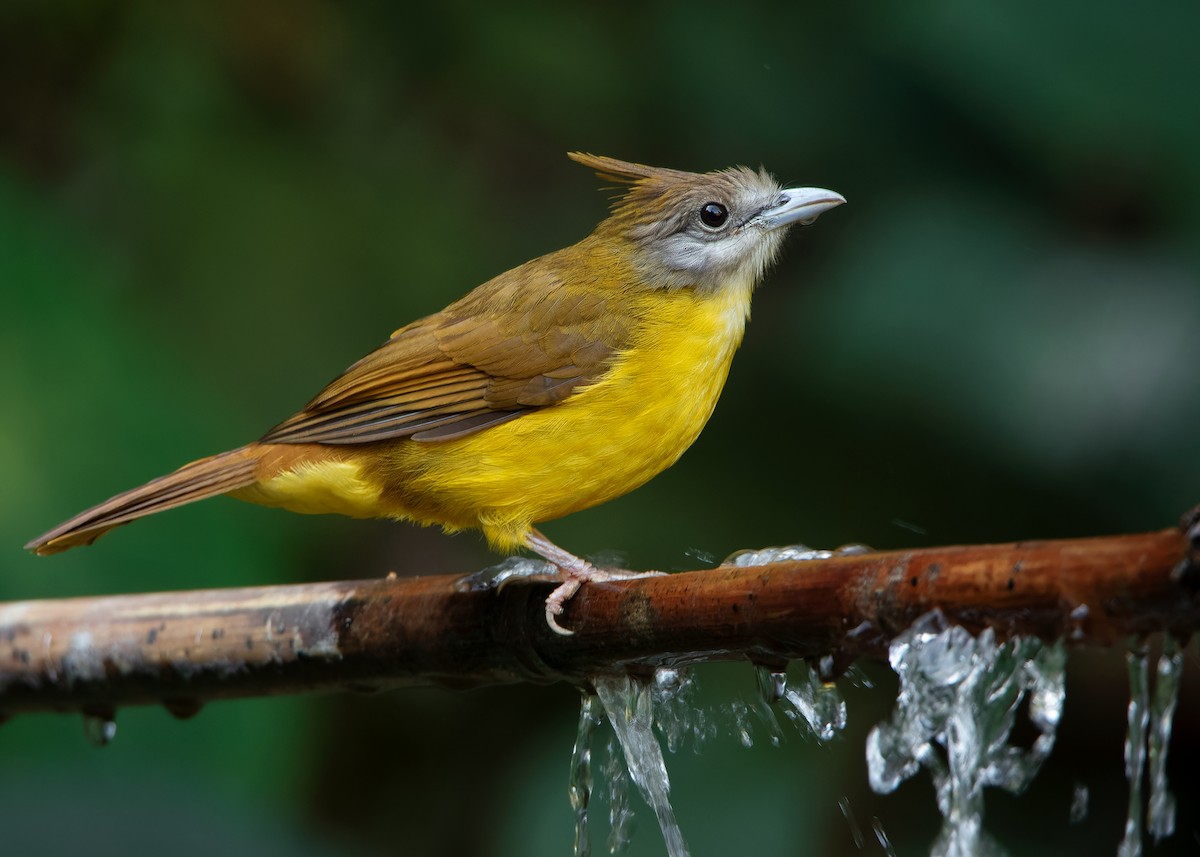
261,254,632,445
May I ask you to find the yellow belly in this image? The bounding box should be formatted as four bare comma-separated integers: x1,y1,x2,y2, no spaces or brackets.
249,282,753,552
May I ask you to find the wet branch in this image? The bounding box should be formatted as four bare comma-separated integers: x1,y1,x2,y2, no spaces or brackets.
2,516,1199,718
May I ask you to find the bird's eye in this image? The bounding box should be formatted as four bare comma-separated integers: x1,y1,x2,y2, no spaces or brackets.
699,202,729,229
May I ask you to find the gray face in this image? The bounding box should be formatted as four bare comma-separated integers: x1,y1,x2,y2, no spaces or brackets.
617,168,845,293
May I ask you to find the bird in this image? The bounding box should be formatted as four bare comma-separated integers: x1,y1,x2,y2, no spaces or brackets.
25,152,845,634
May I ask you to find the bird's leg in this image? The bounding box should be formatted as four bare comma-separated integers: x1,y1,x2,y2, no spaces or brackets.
525,529,664,636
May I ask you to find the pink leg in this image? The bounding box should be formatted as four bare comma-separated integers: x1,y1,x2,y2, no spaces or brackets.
525,529,663,636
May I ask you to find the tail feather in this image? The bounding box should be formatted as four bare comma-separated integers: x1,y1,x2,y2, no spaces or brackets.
25,446,261,555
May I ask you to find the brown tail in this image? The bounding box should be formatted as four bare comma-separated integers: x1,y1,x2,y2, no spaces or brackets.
25,446,262,555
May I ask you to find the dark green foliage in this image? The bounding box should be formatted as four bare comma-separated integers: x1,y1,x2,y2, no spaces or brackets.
2,2,1198,854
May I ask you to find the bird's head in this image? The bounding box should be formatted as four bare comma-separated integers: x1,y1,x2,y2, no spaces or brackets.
570,152,844,293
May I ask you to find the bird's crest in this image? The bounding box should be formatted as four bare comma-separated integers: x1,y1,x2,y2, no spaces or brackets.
567,152,689,187
567,151,776,243
567,152,712,228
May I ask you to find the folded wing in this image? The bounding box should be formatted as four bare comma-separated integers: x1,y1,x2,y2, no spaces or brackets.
261,260,631,445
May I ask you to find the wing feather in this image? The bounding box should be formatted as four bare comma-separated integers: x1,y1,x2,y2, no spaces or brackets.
261,255,633,446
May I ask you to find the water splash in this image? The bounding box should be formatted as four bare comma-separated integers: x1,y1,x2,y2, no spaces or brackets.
1147,637,1182,841
844,664,875,690
578,663,843,855
1119,647,1150,857
729,699,758,748
865,611,1065,856
719,663,847,749
750,665,789,748
593,674,690,857
723,544,833,566
683,547,718,566
454,557,554,591
569,693,603,857
778,665,847,743
652,668,715,753
723,541,871,567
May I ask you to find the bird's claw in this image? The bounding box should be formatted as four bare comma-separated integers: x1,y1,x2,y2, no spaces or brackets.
545,576,584,636
542,568,667,636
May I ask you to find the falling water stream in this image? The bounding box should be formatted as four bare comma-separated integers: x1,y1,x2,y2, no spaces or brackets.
1119,637,1184,857
568,610,1186,856
1120,648,1151,857
592,674,689,857
865,611,1067,856
572,661,847,856
1147,637,1183,842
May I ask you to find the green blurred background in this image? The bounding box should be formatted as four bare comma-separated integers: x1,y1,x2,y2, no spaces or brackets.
3,2,1199,855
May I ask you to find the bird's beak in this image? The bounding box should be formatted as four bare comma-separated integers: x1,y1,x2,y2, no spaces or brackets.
755,187,846,230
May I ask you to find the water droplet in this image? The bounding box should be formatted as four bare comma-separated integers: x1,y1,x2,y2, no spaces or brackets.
650,668,704,754
871,817,897,857
844,664,875,690
753,663,787,704
891,517,927,535
779,665,846,743
838,796,864,848
1068,604,1090,641
654,668,682,692
833,542,874,556
1070,783,1089,824
1028,643,1067,736
454,557,555,592
83,712,116,747
816,654,838,683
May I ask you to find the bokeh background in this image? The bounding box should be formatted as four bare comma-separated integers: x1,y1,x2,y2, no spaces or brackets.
3,2,1199,855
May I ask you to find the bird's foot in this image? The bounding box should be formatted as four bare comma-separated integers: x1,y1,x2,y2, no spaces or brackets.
543,564,665,636
525,529,663,636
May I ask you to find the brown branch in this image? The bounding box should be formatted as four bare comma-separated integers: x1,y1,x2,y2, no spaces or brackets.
2,521,1198,718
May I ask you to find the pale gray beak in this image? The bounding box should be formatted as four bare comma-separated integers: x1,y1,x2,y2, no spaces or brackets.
755,187,846,230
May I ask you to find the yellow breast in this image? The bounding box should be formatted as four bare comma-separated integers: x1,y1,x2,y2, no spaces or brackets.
247,280,754,552
378,279,754,550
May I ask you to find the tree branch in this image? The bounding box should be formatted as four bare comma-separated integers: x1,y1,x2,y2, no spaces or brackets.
3,519,1198,718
